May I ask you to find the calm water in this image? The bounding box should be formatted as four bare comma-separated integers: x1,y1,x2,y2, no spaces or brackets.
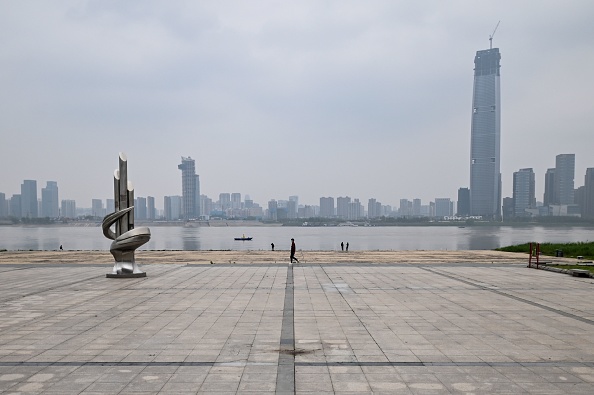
1,225,593,251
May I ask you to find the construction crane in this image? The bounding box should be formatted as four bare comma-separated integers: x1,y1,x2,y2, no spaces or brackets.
489,21,500,49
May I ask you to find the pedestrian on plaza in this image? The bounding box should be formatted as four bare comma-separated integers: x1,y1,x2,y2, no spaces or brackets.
290,238,299,263
346,242,349,252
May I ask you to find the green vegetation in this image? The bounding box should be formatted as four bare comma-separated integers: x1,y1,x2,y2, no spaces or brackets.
497,241,594,260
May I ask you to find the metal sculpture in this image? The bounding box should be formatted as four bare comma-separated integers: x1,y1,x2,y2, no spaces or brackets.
102,153,150,277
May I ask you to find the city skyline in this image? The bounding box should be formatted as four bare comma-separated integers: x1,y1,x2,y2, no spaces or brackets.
1,151,592,218
1,2,594,206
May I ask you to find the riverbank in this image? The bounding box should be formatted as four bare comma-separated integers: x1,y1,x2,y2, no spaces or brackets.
0,249,574,265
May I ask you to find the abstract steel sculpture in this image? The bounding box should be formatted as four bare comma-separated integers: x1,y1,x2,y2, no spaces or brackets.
102,153,150,278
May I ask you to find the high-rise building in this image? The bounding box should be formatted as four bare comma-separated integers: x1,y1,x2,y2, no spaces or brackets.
470,47,501,220
91,199,104,218
20,180,38,218
512,168,536,217
457,188,470,216
135,197,147,220
399,199,411,217
287,200,297,219
164,196,182,220
200,195,212,218
10,195,21,218
178,156,200,219
543,168,556,206
582,168,594,219
555,154,575,205
106,199,115,213
267,199,278,220
244,195,253,209
147,196,155,220
319,197,335,218
219,193,231,211
435,198,453,218
336,196,350,219
412,199,422,217
348,199,363,220
368,198,381,219
61,200,76,219
40,181,59,218
0,192,7,218
231,193,241,209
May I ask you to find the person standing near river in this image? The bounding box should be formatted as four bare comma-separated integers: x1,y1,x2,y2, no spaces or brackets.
290,238,299,263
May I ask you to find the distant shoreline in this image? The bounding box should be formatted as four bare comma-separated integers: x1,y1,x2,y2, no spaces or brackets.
1,221,593,228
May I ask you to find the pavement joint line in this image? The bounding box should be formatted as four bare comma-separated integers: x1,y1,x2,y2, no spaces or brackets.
1,360,592,367
422,266,594,326
276,263,295,394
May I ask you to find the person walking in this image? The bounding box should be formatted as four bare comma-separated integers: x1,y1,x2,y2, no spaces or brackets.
290,238,299,263
271,243,275,251
341,242,344,251
346,242,349,252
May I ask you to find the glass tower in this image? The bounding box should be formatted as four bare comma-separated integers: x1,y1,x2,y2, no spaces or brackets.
470,48,501,220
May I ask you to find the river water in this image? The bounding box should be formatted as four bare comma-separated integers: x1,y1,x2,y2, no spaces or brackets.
1,225,593,251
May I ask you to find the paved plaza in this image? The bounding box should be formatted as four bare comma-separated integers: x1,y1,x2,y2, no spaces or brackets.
0,261,593,394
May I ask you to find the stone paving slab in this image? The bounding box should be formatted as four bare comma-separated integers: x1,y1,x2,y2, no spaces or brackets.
0,262,592,394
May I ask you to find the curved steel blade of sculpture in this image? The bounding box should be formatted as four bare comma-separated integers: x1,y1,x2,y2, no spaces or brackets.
102,153,150,277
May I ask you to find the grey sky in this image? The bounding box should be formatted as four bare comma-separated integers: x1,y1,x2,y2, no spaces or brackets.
1,1,593,208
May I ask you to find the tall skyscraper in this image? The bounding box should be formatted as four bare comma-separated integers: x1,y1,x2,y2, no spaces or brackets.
178,156,199,219
512,168,536,217
470,46,501,220
555,154,575,205
20,180,38,218
41,181,59,218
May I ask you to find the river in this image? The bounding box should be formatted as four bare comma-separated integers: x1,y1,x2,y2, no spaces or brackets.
1,225,593,251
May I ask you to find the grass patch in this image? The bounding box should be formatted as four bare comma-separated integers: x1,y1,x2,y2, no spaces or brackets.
496,241,594,260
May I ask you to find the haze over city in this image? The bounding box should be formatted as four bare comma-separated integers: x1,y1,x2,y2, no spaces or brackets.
1,1,594,208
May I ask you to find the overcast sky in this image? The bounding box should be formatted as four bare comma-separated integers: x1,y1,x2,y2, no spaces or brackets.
1,1,593,209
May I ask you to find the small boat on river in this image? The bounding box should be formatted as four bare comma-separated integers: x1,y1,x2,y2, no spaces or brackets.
234,234,253,241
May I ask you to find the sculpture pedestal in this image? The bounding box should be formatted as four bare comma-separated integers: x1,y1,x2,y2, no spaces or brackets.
107,260,146,278
106,272,146,278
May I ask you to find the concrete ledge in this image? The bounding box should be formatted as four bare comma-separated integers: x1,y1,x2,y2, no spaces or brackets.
570,269,591,277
